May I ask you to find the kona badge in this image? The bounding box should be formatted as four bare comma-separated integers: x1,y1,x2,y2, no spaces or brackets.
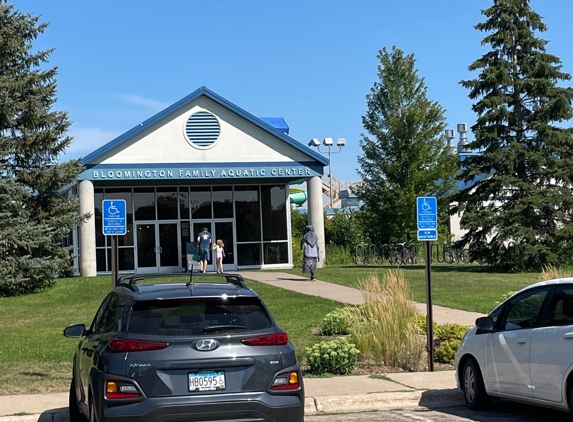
195,339,219,351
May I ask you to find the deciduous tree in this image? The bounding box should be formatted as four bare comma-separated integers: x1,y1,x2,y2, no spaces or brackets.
356,47,457,244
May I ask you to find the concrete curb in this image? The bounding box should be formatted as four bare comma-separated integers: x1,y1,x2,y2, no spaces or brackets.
304,389,465,415
0,390,466,421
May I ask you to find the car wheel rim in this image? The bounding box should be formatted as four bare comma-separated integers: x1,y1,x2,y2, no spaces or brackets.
464,365,475,403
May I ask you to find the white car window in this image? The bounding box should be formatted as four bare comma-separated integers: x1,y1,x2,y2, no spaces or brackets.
501,288,548,331
543,285,573,327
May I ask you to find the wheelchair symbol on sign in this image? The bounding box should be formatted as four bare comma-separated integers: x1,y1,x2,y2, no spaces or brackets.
421,199,431,212
108,202,119,216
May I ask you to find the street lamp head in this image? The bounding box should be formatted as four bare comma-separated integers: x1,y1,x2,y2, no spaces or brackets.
308,138,320,147
323,137,334,147
336,137,346,147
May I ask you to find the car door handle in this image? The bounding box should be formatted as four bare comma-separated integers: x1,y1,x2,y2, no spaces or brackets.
563,332,573,339
517,339,527,345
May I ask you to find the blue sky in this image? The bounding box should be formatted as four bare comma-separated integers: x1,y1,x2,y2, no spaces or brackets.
13,0,573,182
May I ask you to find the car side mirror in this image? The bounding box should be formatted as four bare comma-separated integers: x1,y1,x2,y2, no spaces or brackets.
63,323,87,338
475,316,494,332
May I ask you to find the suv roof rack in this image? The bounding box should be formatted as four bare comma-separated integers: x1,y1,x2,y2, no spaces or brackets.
117,272,248,290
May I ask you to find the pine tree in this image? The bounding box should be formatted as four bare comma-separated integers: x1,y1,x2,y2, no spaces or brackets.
452,0,573,271
0,1,86,295
356,47,457,244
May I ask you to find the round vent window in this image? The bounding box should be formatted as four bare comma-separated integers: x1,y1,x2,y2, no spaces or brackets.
184,111,220,149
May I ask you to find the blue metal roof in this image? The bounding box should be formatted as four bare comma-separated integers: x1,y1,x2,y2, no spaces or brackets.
259,117,289,135
81,86,327,166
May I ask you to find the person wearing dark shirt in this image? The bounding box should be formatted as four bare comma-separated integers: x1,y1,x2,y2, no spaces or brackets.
197,227,212,273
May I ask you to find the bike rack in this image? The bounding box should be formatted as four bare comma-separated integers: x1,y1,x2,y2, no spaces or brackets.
354,244,365,265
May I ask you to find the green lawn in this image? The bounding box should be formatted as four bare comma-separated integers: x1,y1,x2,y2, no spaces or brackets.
273,264,541,314
0,265,544,395
0,275,341,395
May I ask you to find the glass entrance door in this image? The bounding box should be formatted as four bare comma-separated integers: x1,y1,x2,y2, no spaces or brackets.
192,221,236,272
136,222,180,274
214,220,235,271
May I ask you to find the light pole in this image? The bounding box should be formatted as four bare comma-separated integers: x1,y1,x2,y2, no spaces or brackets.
308,137,346,208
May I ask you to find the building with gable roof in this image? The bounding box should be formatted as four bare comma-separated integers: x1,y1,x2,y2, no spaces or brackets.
74,87,328,276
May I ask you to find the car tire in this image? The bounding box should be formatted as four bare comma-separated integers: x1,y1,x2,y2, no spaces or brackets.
69,377,86,422
462,358,490,410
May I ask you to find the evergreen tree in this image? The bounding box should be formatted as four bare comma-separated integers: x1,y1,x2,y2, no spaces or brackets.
0,1,86,295
356,47,457,244
452,0,573,270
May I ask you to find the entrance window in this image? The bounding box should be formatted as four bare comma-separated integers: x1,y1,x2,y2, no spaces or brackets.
191,187,211,219
263,242,288,264
235,186,261,242
179,187,190,219
107,248,135,271
134,188,156,220
156,187,178,220
213,186,233,218
95,189,104,248
237,243,261,266
261,185,287,241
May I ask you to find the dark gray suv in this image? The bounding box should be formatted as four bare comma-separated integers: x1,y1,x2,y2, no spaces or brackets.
64,273,304,422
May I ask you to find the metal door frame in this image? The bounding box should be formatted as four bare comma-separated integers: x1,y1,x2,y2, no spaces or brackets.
135,220,181,274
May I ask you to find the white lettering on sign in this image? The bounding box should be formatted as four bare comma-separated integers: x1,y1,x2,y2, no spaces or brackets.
91,166,311,180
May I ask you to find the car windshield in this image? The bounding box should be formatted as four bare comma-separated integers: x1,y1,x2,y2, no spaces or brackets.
127,297,273,336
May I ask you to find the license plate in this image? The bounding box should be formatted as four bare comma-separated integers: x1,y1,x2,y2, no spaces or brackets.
188,371,226,391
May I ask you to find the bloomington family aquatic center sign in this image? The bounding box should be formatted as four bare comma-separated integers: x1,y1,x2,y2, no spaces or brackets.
78,164,320,181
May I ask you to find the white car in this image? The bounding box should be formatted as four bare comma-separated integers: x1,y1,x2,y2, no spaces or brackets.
455,277,573,417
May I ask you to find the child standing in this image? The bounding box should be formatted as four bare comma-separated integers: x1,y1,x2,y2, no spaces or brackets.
213,239,226,273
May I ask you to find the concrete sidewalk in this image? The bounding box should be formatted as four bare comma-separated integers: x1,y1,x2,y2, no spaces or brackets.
240,271,485,326
0,371,464,421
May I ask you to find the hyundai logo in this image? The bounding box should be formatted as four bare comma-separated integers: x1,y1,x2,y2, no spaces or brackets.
195,339,219,351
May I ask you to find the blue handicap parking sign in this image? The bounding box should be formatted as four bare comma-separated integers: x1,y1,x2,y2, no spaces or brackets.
417,197,437,229
417,197,438,241
102,200,126,235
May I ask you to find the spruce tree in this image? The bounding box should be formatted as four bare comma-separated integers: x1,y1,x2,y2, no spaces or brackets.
452,0,573,270
0,1,86,295
356,47,457,244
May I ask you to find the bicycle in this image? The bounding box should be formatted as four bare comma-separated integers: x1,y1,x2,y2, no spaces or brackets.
387,243,402,265
457,248,470,263
397,242,415,265
443,243,458,263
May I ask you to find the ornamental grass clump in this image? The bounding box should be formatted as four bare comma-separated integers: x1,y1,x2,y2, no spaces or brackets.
539,264,571,281
305,337,360,375
349,270,425,371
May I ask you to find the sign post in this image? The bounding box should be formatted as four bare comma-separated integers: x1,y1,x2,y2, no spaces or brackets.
102,200,127,288
417,197,437,371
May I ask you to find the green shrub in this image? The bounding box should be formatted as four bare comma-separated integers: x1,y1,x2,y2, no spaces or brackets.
411,314,437,335
496,291,515,305
324,244,354,265
434,323,468,342
435,339,461,364
305,337,360,375
320,307,361,335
